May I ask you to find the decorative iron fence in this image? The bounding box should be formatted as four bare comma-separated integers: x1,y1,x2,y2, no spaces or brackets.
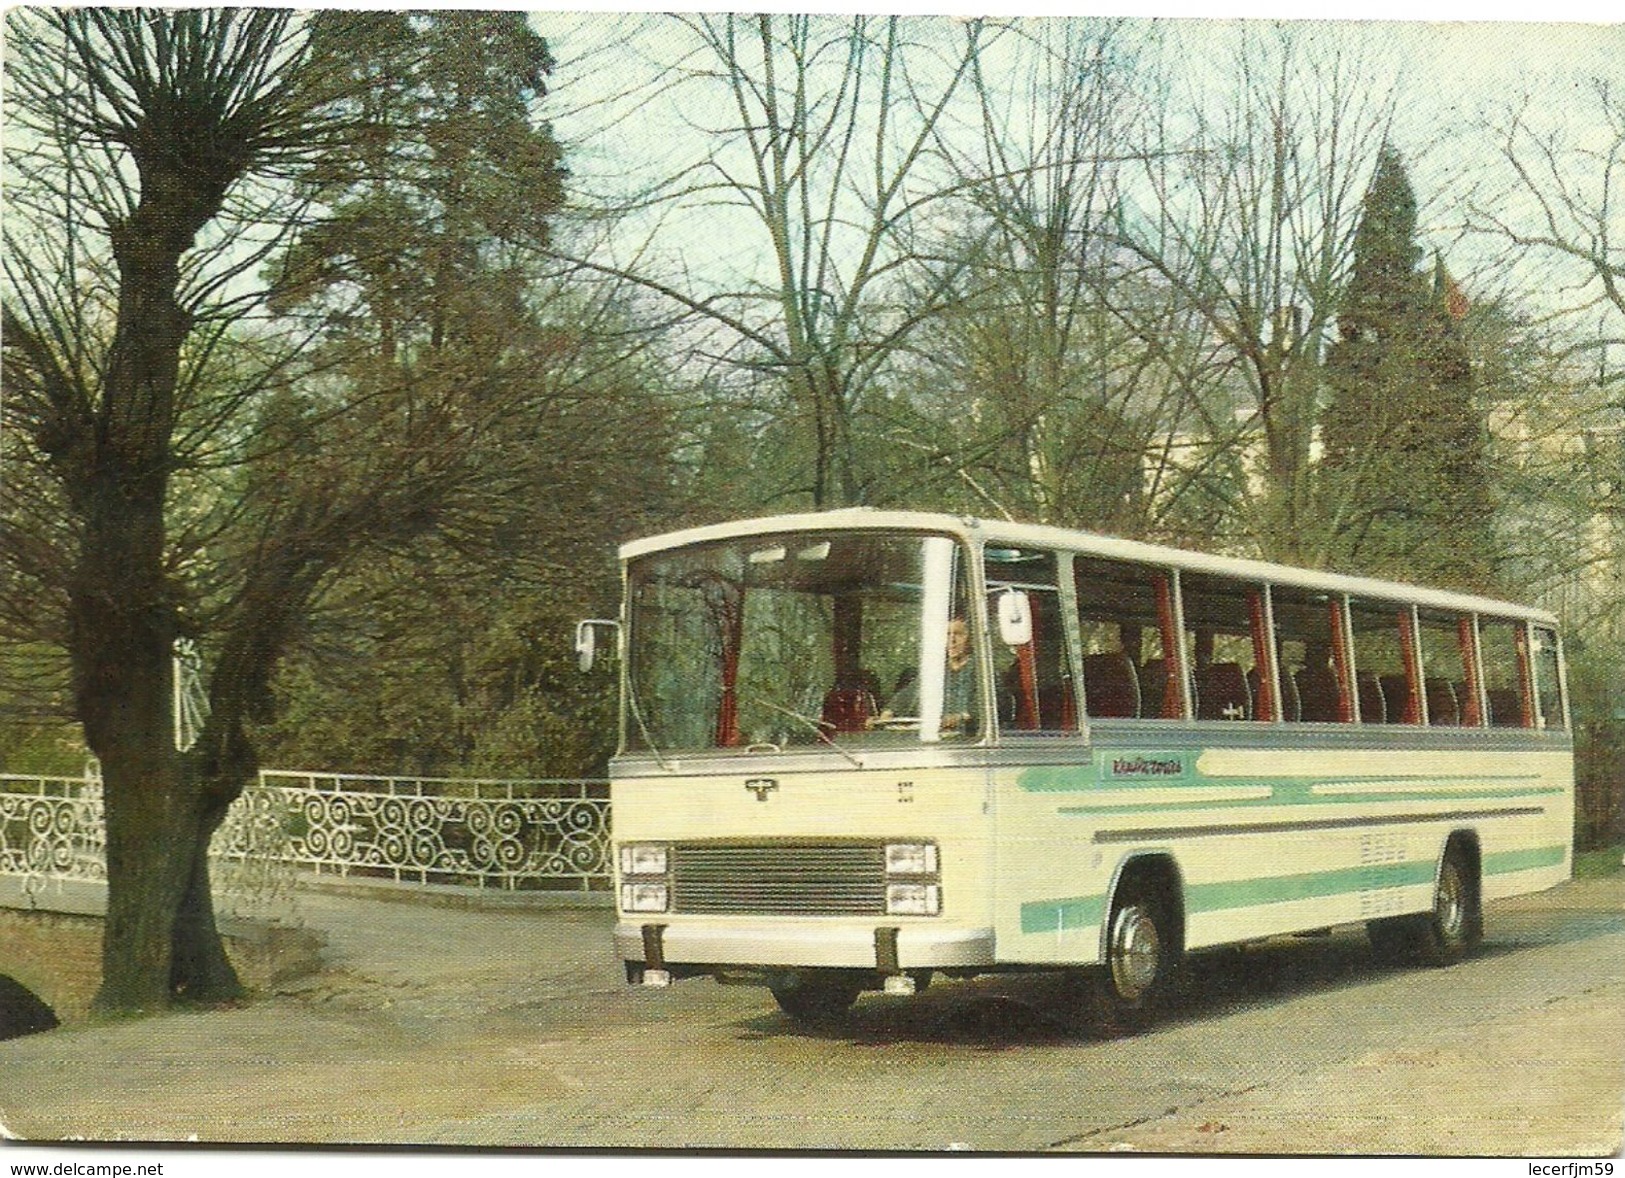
242,771,612,892
0,772,105,906
1,770,613,910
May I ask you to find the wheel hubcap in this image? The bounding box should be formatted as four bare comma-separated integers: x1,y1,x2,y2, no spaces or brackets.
1436,863,1464,939
1109,904,1161,1001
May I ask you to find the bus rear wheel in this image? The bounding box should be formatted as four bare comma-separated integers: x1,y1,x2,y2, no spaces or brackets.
1417,846,1482,966
769,970,862,1025
1367,843,1482,967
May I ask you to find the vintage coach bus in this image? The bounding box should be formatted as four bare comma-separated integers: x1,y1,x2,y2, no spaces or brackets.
578,510,1574,1028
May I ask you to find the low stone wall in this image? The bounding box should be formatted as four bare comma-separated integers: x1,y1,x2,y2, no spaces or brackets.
1,908,102,1025
0,904,325,1027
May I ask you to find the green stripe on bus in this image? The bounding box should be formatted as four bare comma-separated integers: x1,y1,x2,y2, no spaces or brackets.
1019,761,1544,796
1484,845,1567,875
1057,784,1561,818
1020,861,1431,932
1019,766,1103,792
1185,860,1437,913
1017,846,1567,936
1019,894,1105,934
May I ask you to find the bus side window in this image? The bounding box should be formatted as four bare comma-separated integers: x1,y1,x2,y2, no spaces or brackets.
1478,617,1532,728
1531,626,1567,731
1180,571,1272,722
1349,601,1420,724
1417,609,1476,727
1073,556,1179,719
1274,588,1349,723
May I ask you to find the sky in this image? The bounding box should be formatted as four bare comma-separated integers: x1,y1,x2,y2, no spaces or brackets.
526,8,1618,344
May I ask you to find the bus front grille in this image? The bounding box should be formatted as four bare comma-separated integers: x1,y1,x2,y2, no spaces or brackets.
671,842,887,915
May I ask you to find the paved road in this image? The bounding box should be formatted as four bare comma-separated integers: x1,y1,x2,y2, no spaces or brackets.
1,878,1621,1153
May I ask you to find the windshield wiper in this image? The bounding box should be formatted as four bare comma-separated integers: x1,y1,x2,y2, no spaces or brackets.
626,681,674,770
750,698,864,768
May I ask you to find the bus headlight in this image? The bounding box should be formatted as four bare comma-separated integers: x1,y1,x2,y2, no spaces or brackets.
621,881,670,913
619,843,669,877
619,842,671,913
886,883,941,916
885,841,941,915
884,842,938,875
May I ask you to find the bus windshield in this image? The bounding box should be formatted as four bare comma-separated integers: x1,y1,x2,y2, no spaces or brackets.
626,532,977,752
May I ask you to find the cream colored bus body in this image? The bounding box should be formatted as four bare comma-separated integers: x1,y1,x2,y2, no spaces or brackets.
609,512,1573,983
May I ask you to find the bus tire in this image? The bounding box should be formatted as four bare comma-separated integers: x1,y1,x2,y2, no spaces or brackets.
1417,843,1482,967
1085,880,1179,1034
1366,915,1424,963
1367,843,1482,967
769,971,862,1025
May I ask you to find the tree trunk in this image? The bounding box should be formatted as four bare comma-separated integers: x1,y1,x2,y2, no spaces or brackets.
74,489,197,1013
169,791,245,1002
94,766,192,1011
81,184,236,1013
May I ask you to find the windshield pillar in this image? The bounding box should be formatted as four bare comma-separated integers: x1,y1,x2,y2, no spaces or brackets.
917,537,955,743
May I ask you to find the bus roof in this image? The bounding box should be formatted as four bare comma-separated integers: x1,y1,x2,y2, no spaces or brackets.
619,509,1559,625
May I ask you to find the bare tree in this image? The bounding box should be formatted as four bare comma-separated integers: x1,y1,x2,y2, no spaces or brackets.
563,14,988,508
1462,78,1624,613
900,20,1247,540
1109,24,1397,562
1468,79,1625,335
1456,77,1625,848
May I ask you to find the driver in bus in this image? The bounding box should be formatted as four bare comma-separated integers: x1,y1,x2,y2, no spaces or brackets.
875,616,977,734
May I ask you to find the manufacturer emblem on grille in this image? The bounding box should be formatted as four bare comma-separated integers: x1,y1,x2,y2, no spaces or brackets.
744,778,779,801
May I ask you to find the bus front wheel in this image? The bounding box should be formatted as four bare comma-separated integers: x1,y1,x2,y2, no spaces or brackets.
1081,882,1179,1034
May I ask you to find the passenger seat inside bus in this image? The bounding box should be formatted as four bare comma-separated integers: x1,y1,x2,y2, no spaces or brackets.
1140,658,1173,719
1248,666,1301,722
1358,671,1386,723
1082,652,1140,718
821,681,878,733
1380,674,1415,723
1295,663,1342,722
1485,687,1522,727
1425,678,1459,726
1197,662,1251,720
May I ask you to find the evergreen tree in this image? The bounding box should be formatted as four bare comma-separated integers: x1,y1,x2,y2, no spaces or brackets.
256,13,676,779
1320,146,1495,589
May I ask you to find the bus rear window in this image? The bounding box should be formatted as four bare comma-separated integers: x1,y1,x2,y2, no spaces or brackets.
1532,627,1567,731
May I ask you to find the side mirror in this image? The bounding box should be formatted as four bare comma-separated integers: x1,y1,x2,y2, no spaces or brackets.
575,619,620,673
997,590,1032,648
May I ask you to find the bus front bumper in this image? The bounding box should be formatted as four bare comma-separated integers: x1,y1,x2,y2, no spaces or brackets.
614,919,996,972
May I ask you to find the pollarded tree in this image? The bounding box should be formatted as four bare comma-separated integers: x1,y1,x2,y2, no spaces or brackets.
1,9,583,1012
2,9,355,1012
1320,145,1495,589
